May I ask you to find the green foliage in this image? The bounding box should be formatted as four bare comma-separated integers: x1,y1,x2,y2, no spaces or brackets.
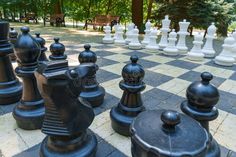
229,21,236,32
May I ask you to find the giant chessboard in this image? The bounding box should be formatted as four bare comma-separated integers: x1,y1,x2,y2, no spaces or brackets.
1,43,236,157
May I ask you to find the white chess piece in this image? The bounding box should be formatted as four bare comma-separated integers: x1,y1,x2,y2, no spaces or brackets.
187,33,204,61
202,23,217,58
113,24,120,40
103,25,114,44
146,28,159,52
129,26,142,50
176,19,190,54
125,23,135,44
159,15,171,50
163,29,178,56
114,27,126,45
232,30,236,60
215,37,235,66
141,19,152,47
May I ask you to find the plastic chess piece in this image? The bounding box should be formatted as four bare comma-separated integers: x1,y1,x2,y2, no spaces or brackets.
103,24,114,44
13,26,44,130
181,72,221,157
78,44,105,107
0,21,22,105
187,33,205,61
49,38,67,60
159,15,171,50
141,19,152,47
231,30,236,60
202,23,217,58
113,24,120,40
110,55,146,136
176,19,190,54
35,60,97,157
145,28,159,52
35,33,48,62
114,27,126,46
9,27,18,61
130,110,209,157
128,26,142,50
214,36,235,66
163,29,179,56
125,23,135,44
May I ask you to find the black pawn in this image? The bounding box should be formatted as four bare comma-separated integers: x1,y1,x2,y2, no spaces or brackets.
181,72,220,157
0,21,22,105
110,55,146,136
9,27,18,61
13,26,45,130
35,60,97,157
49,37,67,60
35,33,48,62
78,44,105,107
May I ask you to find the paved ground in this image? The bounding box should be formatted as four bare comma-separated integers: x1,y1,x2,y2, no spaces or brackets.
0,22,235,157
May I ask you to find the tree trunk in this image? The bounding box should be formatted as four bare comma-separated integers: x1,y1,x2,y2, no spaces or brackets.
53,0,62,14
106,0,112,15
146,0,153,22
132,0,143,31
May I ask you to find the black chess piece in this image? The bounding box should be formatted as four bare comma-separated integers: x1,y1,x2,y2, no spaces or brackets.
13,26,45,130
49,37,67,60
181,72,220,157
35,60,97,157
130,110,209,157
0,21,22,105
35,33,48,62
78,44,105,107
9,27,18,61
110,55,145,136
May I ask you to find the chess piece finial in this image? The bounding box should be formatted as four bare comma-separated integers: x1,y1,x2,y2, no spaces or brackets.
49,37,67,60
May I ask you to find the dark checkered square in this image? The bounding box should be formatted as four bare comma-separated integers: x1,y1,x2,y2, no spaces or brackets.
0,102,17,116
158,53,185,59
96,58,119,67
229,73,236,81
124,50,152,58
95,50,116,57
93,45,116,49
205,60,236,71
166,60,200,70
144,70,173,87
97,69,120,83
217,90,236,114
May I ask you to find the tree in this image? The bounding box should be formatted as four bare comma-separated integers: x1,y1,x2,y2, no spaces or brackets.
132,0,144,31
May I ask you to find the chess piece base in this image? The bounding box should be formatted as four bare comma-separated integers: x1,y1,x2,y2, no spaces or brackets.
158,44,167,50
102,38,114,44
177,46,188,54
129,44,142,50
163,48,179,56
13,99,44,130
80,86,105,107
206,138,221,157
214,56,235,66
49,55,67,60
115,40,126,46
40,132,97,157
0,80,22,105
202,50,216,58
187,52,204,61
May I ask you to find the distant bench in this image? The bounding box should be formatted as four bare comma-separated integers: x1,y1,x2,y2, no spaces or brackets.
20,12,38,23
84,15,120,30
44,14,66,27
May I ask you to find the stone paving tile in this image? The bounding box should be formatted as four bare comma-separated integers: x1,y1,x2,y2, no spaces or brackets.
101,63,126,75
205,60,236,71
124,50,152,58
229,73,236,81
144,70,173,87
97,69,121,83
217,90,236,115
0,102,17,115
178,70,226,87
218,80,236,95
166,59,201,70
104,54,131,63
178,56,211,64
95,50,116,57
124,59,160,69
96,58,119,68
159,53,185,59
142,54,175,64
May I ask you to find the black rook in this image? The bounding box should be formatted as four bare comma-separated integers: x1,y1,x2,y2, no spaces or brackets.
181,72,221,157
110,55,145,136
35,60,97,157
13,26,45,130
78,44,105,107
0,21,22,105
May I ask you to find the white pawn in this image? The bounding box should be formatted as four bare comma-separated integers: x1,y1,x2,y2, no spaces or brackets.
159,15,171,50
125,23,135,44
113,24,120,40
163,29,178,56
176,19,190,54
202,23,217,58
114,27,126,45
141,19,152,47
129,26,142,50
232,30,236,60
103,25,114,44
187,33,204,61
215,37,235,66
146,28,159,52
